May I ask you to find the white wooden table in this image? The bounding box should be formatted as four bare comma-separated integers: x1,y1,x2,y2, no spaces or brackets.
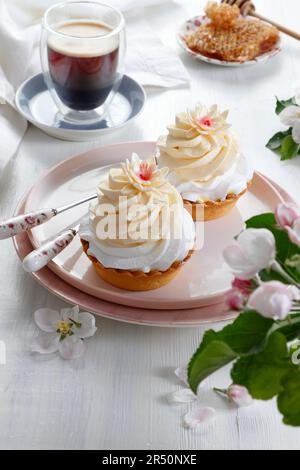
1,0,300,450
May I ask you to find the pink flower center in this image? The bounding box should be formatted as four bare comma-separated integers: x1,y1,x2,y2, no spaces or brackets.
139,162,154,181
199,117,214,128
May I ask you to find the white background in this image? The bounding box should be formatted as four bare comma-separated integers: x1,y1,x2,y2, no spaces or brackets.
1,0,300,450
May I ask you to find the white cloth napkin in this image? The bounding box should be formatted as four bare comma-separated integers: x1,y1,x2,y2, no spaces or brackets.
0,0,189,173
126,22,190,88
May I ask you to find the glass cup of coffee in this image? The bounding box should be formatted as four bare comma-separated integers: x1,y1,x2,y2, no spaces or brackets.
40,1,126,124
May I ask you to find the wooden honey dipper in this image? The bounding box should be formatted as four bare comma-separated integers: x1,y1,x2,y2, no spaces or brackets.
221,0,300,41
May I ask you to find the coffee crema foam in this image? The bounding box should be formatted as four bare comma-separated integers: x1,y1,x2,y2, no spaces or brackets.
47,20,119,58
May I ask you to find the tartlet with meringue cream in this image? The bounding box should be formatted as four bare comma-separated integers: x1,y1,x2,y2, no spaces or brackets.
79,154,195,291
156,103,253,221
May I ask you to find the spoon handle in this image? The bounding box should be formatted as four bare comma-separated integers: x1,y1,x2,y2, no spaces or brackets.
0,194,97,240
22,229,77,272
0,209,56,240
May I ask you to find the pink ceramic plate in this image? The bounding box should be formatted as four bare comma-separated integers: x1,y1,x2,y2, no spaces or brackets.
13,176,294,326
14,199,233,326
23,141,284,311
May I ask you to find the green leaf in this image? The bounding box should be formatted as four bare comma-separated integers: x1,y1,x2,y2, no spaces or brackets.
246,212,276,231
280,135,300,161
188,311,273,393
188,340,237,394
231,332,294,400
266,129,292,150
275,97,295,115
246,213,300,284
278,372,300,426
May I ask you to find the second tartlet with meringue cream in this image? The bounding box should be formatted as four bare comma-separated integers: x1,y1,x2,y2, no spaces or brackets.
79,154,195,291
156,103,253,221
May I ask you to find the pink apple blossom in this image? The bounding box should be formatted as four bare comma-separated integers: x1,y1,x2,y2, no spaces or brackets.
275,202,300,229
225,288,247,311
227,385,253,407
232,278,254,293
247,281,300,320
287,218,300,248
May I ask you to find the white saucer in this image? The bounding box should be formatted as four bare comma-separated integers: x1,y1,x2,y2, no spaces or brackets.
15,73,146,142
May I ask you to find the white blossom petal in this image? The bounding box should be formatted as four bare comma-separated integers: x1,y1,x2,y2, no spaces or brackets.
223,244,255,277
294,91,300,107
279,105,300,126
224,229,276,280
74,311,97,338
183,407,216,429
168,388,196,404
34,308,60,332
61,305,80,322
31,333,60,354
58,335,85,360
239,229,276,269
292,121,300,145
175,364,188,385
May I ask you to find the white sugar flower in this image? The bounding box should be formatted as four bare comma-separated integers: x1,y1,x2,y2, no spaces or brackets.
121,153,169,193
32,305,97,360
187,103,230,135
279,91,300,144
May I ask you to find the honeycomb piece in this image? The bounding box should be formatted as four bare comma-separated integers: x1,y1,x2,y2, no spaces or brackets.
185,4,279,63
205,1,240,28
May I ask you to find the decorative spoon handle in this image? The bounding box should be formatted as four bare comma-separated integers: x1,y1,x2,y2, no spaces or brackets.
23,229,77,272
0,194,97,240
0,209,56,240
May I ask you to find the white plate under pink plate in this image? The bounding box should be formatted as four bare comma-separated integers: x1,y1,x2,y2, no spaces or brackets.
23,141,284,311
14,176,294,326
